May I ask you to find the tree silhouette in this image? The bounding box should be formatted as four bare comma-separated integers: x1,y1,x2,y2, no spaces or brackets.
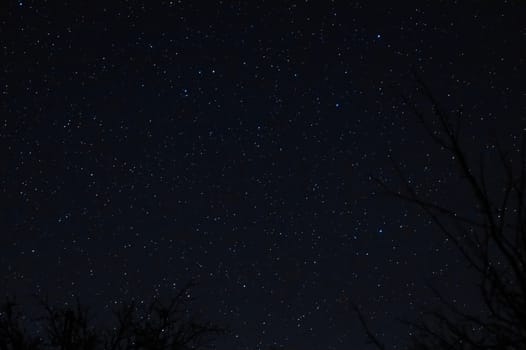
0,298,42,350
357,72,526,349
0,283,225,350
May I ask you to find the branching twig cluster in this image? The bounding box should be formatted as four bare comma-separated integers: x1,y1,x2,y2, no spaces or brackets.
356,72,526,349
0,283,225,350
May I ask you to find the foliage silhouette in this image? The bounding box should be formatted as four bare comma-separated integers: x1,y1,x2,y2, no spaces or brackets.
0,282,225,350
356,72,526,349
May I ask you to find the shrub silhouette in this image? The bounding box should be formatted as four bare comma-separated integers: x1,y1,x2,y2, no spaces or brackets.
0,283,225,350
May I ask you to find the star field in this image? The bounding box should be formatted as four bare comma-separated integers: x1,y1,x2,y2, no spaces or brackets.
1,1,525,349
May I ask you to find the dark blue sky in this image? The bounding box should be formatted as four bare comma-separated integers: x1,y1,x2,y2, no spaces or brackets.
1,1,525,349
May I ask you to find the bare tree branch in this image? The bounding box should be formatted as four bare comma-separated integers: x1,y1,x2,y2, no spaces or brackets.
360,72,526,349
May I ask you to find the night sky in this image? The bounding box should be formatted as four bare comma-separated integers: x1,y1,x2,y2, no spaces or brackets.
1,1,525,349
